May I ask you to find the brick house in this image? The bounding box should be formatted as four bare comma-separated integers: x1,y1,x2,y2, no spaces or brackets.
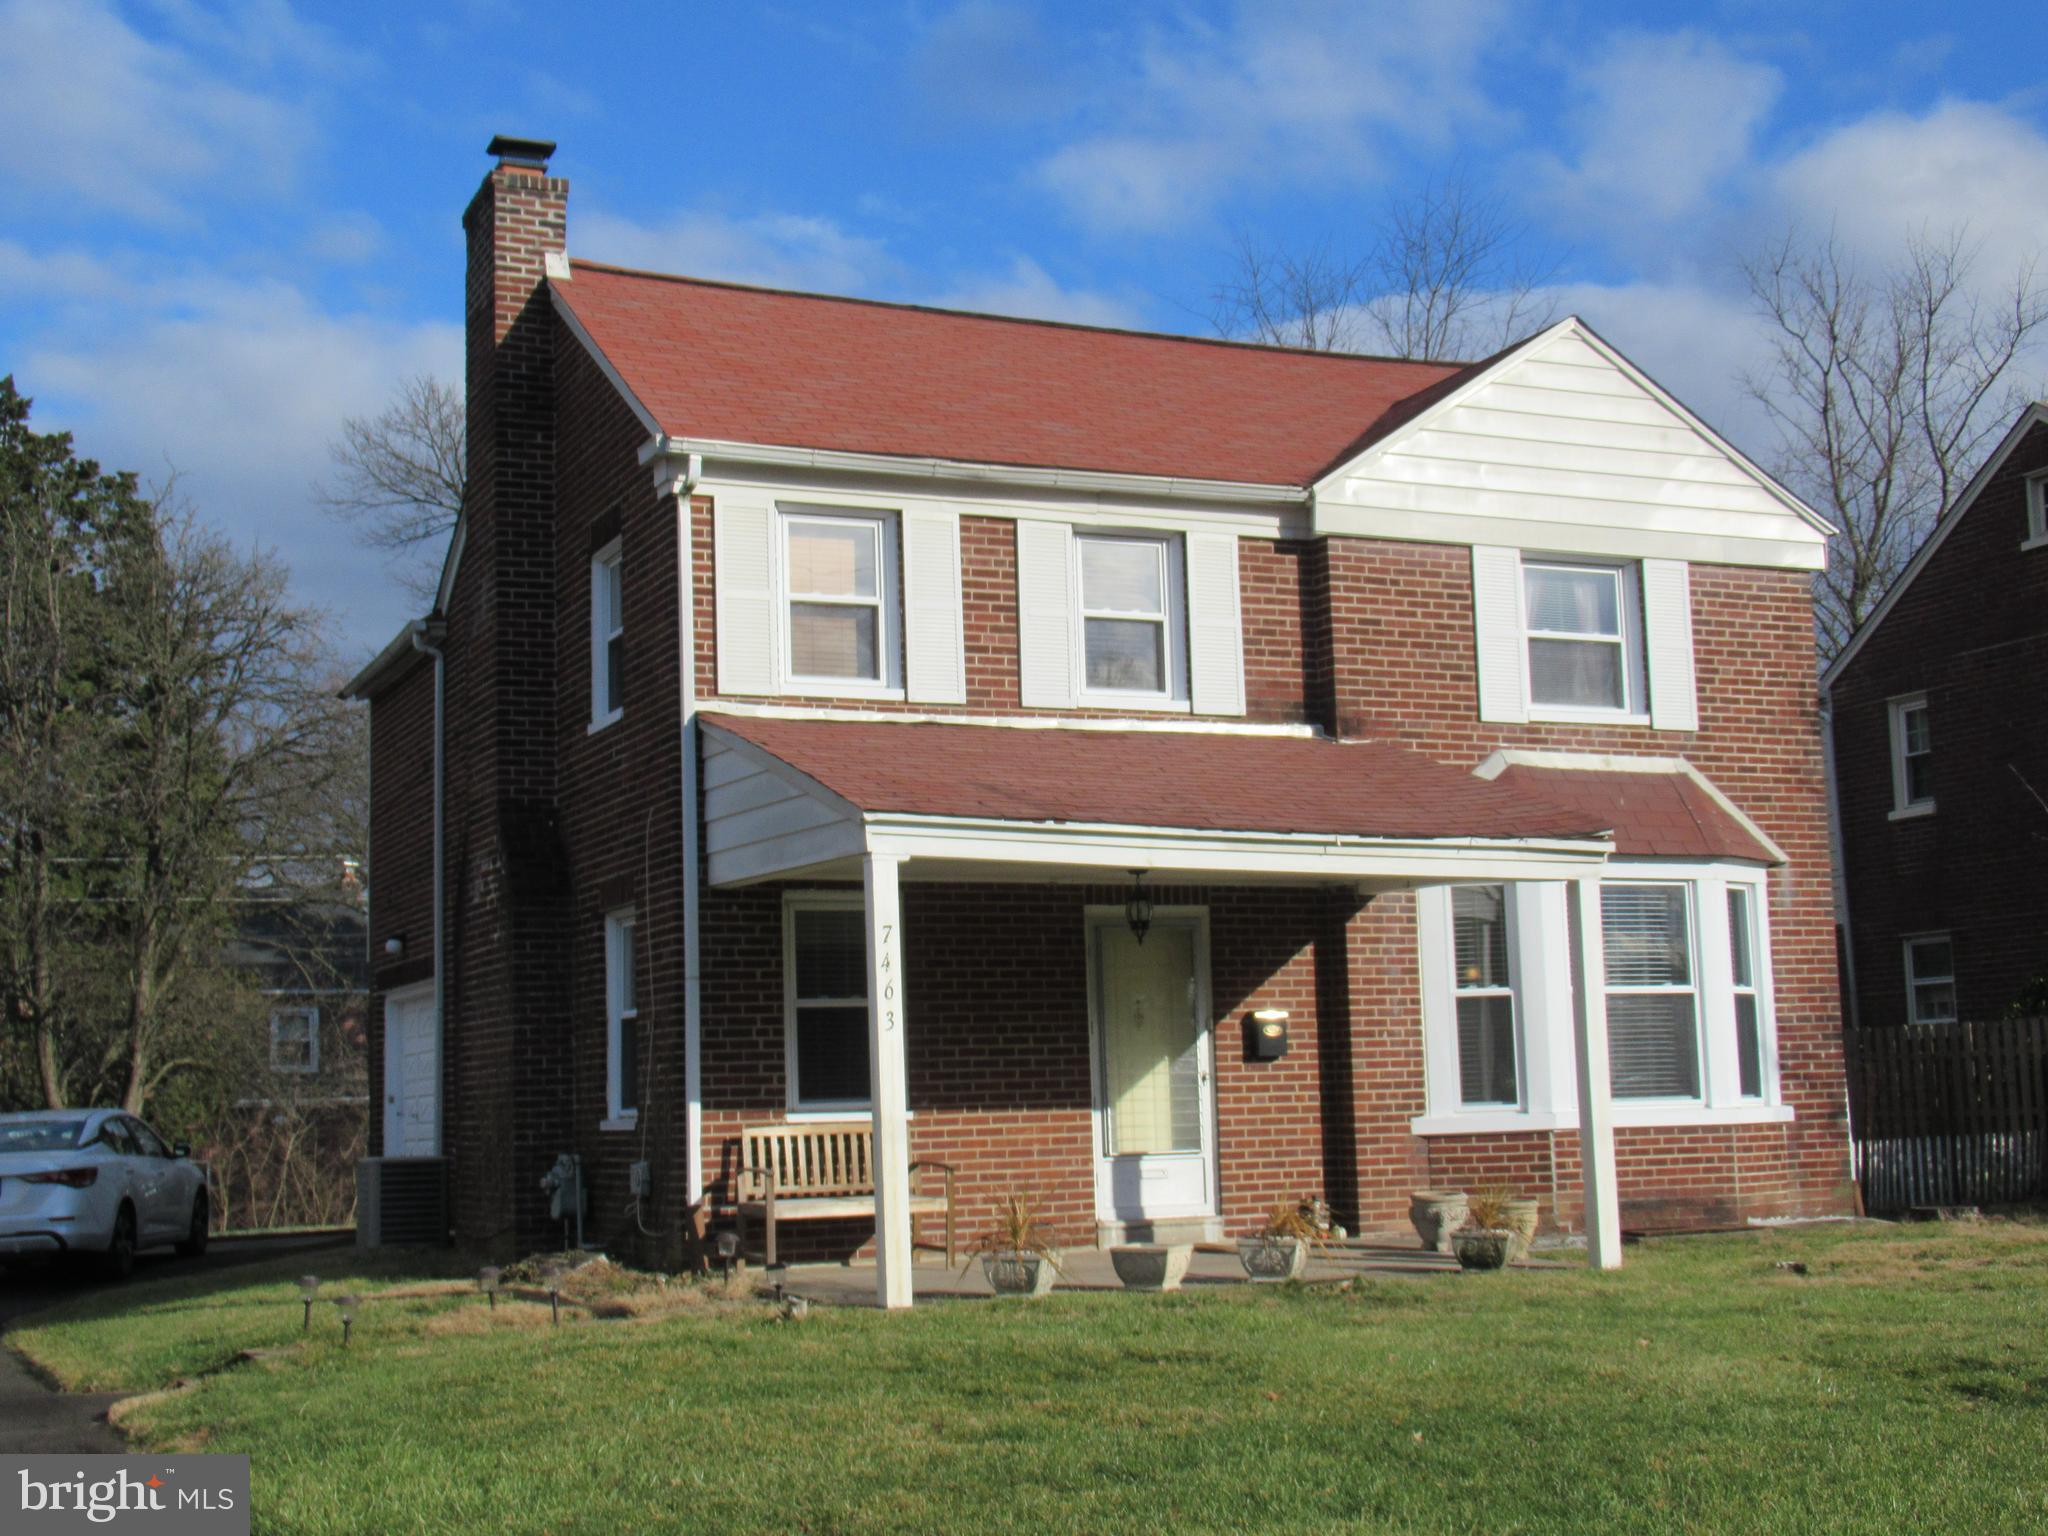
344,139,1855,1302
1823,402,2048,1030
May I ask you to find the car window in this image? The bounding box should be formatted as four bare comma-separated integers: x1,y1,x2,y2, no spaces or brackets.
96,1120,139,1157
0,1118,89,1152
127,1119,170,1158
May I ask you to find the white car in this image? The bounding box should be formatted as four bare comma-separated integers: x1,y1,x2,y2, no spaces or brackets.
0,1110,211,1278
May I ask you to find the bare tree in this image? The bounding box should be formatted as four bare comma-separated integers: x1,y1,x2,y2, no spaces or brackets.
1743,225,2048,661
1212,174,1558,360
316,375,465,603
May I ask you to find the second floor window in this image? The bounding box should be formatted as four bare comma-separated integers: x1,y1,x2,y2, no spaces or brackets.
1889,695,1932,814
590,539,624,727
783,510,896,689
1523,558,1646,716
270,1008,319,1074
1077,532,1184,701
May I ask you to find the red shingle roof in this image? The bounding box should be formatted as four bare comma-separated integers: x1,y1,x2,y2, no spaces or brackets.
704,715,1609,844
553,262,1467,486
1486,765,1778,863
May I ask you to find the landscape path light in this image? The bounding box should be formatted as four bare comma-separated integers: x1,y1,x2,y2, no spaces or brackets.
298,1275,321,1332
478,1266,501,1311
541,1262,564,1326
336,1294,358,1347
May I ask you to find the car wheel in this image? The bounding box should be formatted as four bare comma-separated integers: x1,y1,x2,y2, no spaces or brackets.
176,1193,210,1258
102,1204,137,1281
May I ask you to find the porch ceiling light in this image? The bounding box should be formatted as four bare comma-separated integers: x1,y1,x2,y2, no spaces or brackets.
1125,870,1153,946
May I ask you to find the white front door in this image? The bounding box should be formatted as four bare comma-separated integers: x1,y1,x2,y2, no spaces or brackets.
1090,913,1216,1224
383,984,441,1157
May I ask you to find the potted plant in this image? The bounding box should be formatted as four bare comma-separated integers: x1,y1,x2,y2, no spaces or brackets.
970,1192,1062,1297
1409,1189,1469,1253
1450,1187,1515,1272
1501,1193,1540,1261
1237,1197,1327,1281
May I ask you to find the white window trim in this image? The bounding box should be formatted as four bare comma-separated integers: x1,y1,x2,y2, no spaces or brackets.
1726,883,1767,1102
1519,554,1650,725
1904,932,1956,1026
1073,530,1191,712
783,890,872,1114
2023,471,2048,551
776,504,904,700
1887,693,1934,818
1437,885,1527,1111
1601,879,1706,1108
589,538,624,732
269,1006,319,1075
604,907,638,1128
1413,861,1785,1134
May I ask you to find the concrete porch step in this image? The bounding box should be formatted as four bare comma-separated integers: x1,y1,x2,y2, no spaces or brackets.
1096,1216,1222,1247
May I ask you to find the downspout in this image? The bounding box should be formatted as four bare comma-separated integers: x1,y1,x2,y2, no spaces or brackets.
670,453,706,1204
410,619,447,1152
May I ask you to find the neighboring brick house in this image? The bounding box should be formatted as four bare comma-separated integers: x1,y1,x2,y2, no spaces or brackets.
344,139,1855,1300
223,872,370,1107
1823,402,2048,1030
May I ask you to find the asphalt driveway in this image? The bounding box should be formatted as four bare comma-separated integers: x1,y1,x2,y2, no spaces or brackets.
0,1231,350,1454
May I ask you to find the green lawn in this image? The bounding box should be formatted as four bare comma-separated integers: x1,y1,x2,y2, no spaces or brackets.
11,1222,2048,1535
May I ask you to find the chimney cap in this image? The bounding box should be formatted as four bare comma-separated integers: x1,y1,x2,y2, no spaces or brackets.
487,135,556,170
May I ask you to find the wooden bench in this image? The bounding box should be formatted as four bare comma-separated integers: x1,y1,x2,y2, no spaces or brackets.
730,1122,956,1268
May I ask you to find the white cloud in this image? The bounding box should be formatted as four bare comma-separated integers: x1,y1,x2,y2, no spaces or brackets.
18,260,459,656
1031,0,1511,234
0,0,311,222
1771,101,2048,283
922,257,1140,328
1532,31,1781,229
575,206,901,295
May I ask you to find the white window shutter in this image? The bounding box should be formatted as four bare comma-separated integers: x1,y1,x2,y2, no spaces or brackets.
902,509,966,704
1015,519,1076,708
1642,558,1699,732
1471,545,1528,724
1185,531,1245,716
714,497,777,696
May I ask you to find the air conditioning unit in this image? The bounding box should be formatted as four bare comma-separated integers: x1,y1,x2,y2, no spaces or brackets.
356,1157,450,1248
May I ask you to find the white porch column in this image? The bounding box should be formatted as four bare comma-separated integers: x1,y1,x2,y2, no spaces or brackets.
863,851,914,1309
1566,874,1623,1270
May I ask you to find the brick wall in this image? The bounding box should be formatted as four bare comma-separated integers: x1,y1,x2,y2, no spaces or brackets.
1831,421,2048,1028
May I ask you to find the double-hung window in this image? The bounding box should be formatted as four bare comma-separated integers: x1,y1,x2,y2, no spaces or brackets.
2025,472,2047,548
605,909,638,1124
269,1007,319,1074
1888,695,1933,815
1077,532,1185,701
783,510,894,688
1523,559,1646,717
1451,886,1519,1106
785,895,871,1111
1904,935,1956,1026
590,539,624,728
1727,886,1764,1098
1602,883,1701,1099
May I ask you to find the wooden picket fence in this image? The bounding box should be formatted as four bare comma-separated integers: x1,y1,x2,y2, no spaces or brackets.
1843,1017,2048,1213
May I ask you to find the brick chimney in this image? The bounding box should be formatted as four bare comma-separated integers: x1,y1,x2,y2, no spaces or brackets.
445,137,573,1252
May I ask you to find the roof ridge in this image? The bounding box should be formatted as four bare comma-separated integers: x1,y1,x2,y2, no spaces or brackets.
563,257,1475,371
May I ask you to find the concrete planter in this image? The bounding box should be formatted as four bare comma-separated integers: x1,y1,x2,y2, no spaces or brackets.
1236,1237,1309,1282
1109,1244,1192,1292
1502,1199,1540,1262
1452,1228,1513,1271
981,1252,1057,1296
1409,1190,1469,1254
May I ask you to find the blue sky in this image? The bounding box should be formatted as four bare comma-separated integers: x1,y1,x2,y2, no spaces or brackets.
5,0,2046,660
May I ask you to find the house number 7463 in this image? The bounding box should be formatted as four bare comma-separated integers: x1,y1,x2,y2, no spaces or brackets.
879,922,898,1030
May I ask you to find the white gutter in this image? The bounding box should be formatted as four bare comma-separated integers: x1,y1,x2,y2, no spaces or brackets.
640,435,1309,507
667,452,706,1203
410,619,448,1155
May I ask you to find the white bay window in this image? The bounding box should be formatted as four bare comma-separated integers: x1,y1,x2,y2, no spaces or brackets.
1415,862,1784,1132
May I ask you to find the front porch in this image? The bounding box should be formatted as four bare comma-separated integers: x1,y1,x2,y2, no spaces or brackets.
699,712,1627,1307
775,1238,1482,1308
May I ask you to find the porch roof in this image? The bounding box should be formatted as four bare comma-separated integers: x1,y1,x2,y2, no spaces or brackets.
1478,754,1783,865
700,714,1614,888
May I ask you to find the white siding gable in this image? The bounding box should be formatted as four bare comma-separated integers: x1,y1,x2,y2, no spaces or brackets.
1314,319,1830,571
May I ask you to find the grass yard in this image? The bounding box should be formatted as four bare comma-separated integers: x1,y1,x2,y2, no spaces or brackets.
11,1221,2048,1534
